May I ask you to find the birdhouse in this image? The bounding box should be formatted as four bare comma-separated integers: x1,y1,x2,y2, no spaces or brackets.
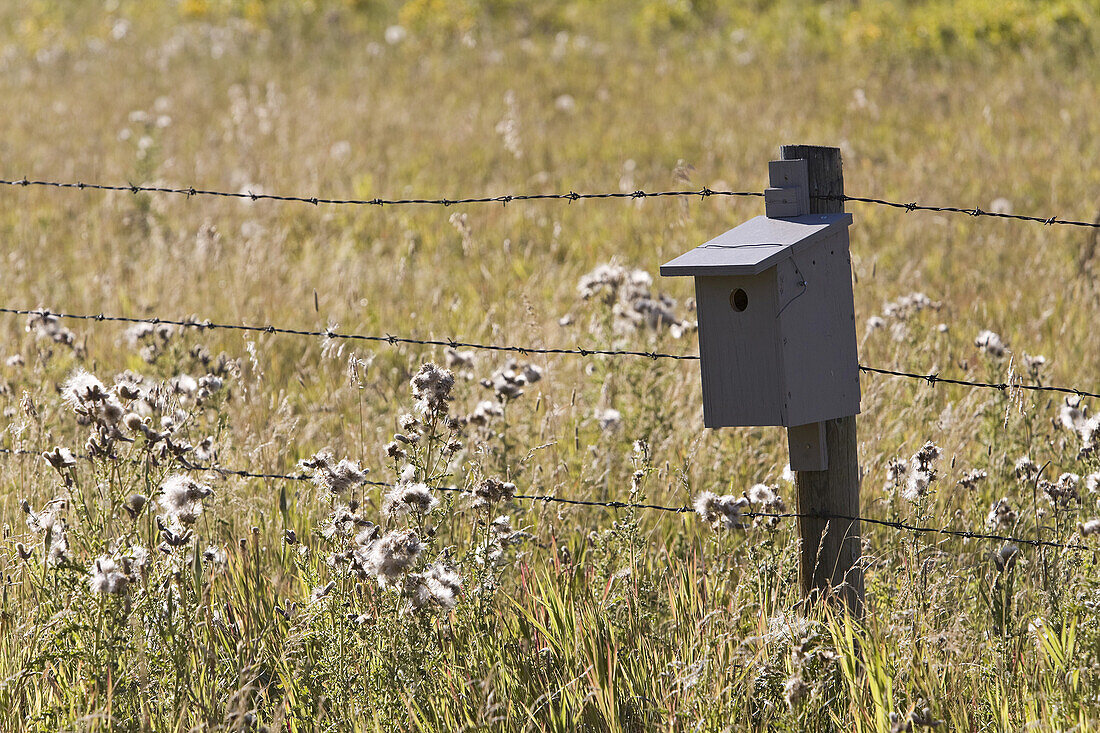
660,158,860,466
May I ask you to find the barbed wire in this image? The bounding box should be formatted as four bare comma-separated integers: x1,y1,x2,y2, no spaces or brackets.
3,446,1092,553
1,306,701,360
0,178,762,207
6,306,1100,398
858,365,1100,401
830,194,1100,229
3,175,1098,229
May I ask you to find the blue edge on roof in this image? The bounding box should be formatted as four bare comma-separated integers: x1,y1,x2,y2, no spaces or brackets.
660,213,853,277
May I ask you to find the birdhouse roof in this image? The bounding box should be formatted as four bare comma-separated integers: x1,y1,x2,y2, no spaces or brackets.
660,213,852,277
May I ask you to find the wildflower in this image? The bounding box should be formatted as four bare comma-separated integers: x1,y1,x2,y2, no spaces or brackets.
89,556,129,594
405,563,462,610
480,360,543,401
410,363,455,415
384,441,407,460
747,483,777,505
311,580,336,602
194,436,216,462
202,544,228,570
903,469,932,502
26,311,76,346
47,528,69,565
358,529,423,587
693,491,749,530
382,481,438,517
956,469,987,491
123,493,147,519
1086,473,1100,494
885,458,908,486
993,543,1019,572
865,316,886,331
491,514,532,545
881,292,940,320
126,545,149,573
1080,519,1100,536
1080,415,1100,456
747,483,787,530
157,515,194,549
975,330,1006,357
987,498,1018,529
902,442,941,502
171,374,198,396
466,400,503,426
1014,456,1039,482
158,474,213,524
298,450,369,495
1023,353,1046,379
444,348,475,371
783,676,809,710
1058,396,1087,432
398,413,420,432
1040,474,1079,509
62,369,124,425
42,446,76,471
468,477,517,509
594,408,622,432
5,354,24,367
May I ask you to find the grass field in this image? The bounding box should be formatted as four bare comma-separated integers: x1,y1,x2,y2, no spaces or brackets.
2,1,1100,730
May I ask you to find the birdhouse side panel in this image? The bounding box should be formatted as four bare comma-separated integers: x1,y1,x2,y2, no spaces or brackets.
694,272,785,427
774,231,861,426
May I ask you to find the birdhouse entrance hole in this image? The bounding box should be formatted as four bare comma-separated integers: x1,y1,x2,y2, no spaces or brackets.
730,288,748,312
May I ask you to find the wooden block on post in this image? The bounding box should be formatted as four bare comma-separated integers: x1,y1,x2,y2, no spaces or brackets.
788,422,826,471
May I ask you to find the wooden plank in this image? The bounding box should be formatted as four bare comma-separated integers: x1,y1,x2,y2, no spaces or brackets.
660,213,851,277
787,422,826,471
783,144,865,616
766,159,810,218
694,272,784,427
775,230,861,426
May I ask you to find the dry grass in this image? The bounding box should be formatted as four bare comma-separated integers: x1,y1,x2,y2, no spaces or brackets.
1,2,1100,731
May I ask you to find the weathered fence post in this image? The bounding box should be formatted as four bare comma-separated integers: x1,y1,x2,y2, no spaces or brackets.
660,144,864,615
781,144,864,615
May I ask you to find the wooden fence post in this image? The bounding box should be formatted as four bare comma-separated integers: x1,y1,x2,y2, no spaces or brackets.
781,144,864,615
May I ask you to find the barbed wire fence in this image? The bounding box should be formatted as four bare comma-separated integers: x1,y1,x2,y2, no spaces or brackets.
2,175,1099,228
4,307,1099,399
0,445,1092,555
2,175,1100,563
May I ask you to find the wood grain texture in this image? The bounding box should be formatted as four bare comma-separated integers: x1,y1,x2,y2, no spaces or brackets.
694,271,784,427
785,144,865,615
775,230,861,426
795,415,864,612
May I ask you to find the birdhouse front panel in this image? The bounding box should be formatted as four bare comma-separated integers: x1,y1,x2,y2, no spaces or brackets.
694,270,784,427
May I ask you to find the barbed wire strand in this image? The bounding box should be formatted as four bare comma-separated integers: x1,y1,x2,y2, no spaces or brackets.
2,176,1098,229
829,194,1100,229
0,178,761,207
5,306,1100,398
2,446,1092,553
1,306,701,360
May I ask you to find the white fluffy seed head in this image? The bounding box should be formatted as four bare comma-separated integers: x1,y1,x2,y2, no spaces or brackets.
89,556,129,595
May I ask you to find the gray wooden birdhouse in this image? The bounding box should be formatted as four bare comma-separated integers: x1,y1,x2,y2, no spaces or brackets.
660,158,860,470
